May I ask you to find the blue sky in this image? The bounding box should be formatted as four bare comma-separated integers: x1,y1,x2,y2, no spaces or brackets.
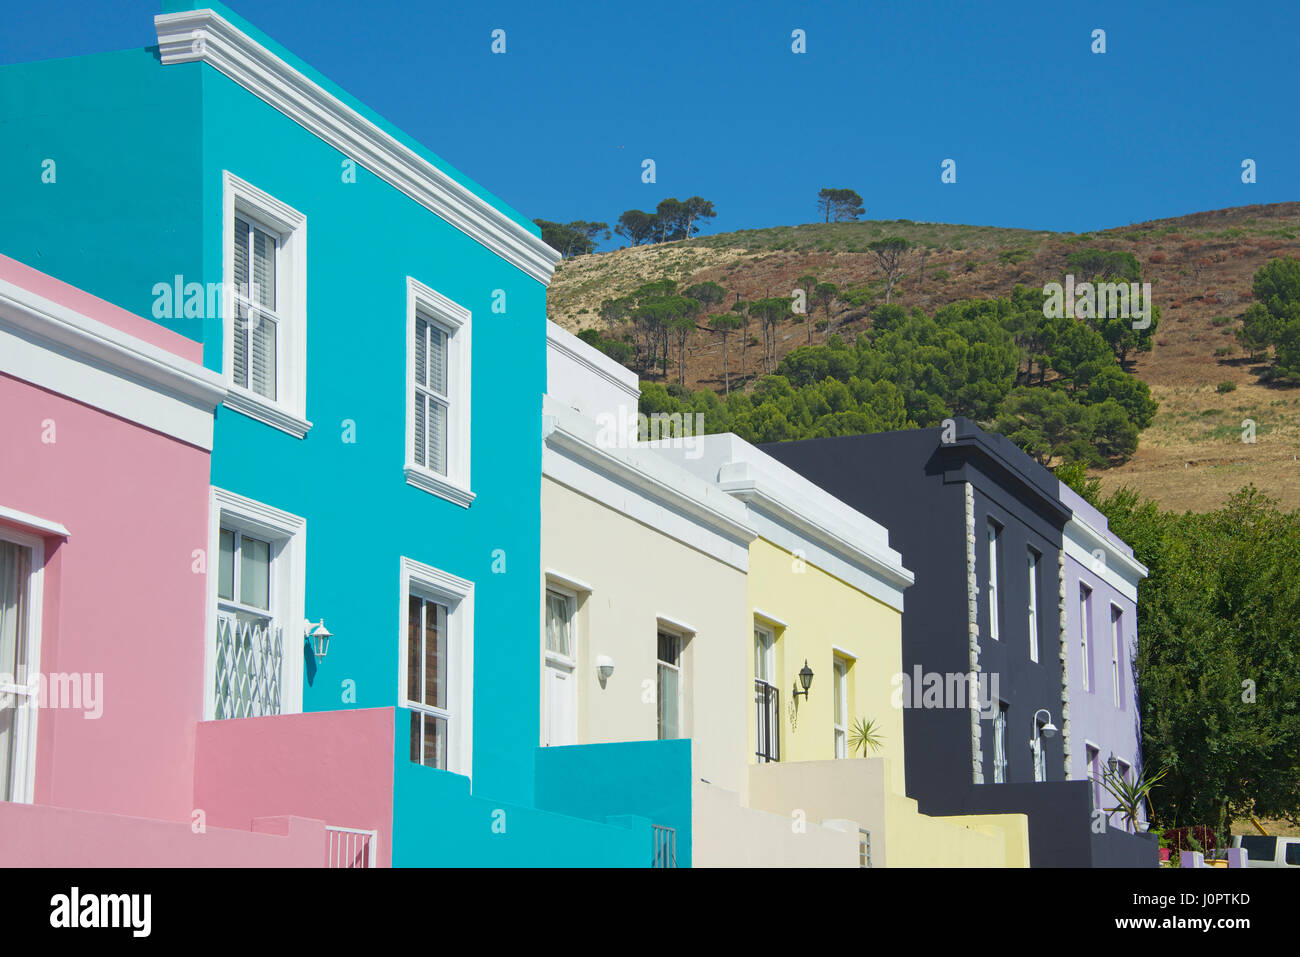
4,1,1296,250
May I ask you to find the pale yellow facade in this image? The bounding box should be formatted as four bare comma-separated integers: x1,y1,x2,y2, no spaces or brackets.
745,538,1029,867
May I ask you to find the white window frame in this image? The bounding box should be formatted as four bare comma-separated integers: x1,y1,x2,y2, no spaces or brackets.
754,621,779,763
656,624,686,741
1110,604,1123,709
1085,742,1101,811
992,702,1008,783
1079,584,1092,692
987,520,1001,641
0,522,46,805
398,557,474,779
221,172,310,438
833,655,849,759
541,581,579,747
203,488,306,720
404,277,474,508
1026,547,1040,662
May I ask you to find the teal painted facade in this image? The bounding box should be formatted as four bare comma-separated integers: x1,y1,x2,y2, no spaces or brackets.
0,2,669,866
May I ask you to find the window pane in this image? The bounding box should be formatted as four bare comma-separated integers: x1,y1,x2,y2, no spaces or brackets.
415,318,428,388
250,313,277,401
754,628,771,681
658,631,680,667
426,399,447,475
413,392,426,467
232,304,249,389
233,217,250,288
427,324,446,395
251,226,276,310
658,664,679,739
833,661,846,725
239,535,271,610
407,596,422,703
545,590,572,656
0,541,30,677
423,600,447,710
217,529,235,601
421,713,447,769
0,704,15,802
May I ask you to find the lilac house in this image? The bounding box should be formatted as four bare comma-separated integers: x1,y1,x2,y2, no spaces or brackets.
1058,483,1149,829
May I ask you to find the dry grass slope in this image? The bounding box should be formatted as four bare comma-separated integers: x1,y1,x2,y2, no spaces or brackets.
549,203,1300,513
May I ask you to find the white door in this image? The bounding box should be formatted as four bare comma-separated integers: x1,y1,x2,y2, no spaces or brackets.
543,588,577,746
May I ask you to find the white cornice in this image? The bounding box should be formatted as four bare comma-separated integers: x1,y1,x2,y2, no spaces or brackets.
716,463,916,597
0,277,226,449
546,321,640,400
542,398,756,566
155,9,561,285
1063,515,1148,602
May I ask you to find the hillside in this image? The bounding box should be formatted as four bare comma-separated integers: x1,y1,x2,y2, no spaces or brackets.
548,203,1300,512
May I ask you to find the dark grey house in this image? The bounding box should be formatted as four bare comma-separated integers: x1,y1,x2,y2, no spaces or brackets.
763,418,1156,866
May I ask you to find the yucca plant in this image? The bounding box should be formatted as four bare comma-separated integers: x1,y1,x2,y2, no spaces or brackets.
849,717,885,756
1098,763,1169,831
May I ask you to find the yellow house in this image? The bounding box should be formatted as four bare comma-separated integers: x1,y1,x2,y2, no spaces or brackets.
659,434,1029,867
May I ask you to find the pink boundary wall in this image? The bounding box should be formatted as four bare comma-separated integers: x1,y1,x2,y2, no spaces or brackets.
0,804,325,867
194,708,397,868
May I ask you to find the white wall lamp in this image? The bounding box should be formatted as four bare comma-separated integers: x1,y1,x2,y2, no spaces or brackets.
596,655,615,687
1031,708,1058,779
305,618,333,660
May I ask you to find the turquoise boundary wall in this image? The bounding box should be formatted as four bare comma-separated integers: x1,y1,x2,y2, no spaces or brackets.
534,739,693,868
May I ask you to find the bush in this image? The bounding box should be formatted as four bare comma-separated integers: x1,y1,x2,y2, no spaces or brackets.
1217,381,1237,393
929,269,949,282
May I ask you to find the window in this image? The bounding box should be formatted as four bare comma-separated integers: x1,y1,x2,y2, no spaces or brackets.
1033,716,1048,782
221,172,308,437
405,278,473,508
754,624,778,762
987,521,1001,641
1079,584,1093,692
206,489,305,721
833,656,849,759
1086,745,1100,811
1111,606,1124,709
657,630,683,740
400,558,474,777
1027,548,1040,662
0,530,42,804
542,586,578,747
1286,843,1300,867
992,702,1008,783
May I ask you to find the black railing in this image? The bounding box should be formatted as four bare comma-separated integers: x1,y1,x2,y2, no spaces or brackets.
755,680,779,763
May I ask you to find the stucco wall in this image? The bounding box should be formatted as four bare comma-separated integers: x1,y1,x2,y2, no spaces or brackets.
746,538,907,793
1061,553,1142,791
747,757,1028,867
691,779,860,867
0,371,212,821
540,476,750,796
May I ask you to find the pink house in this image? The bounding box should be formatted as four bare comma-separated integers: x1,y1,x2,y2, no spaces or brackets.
0,255,394,866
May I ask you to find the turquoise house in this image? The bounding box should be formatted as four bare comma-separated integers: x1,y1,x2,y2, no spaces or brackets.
0,1,673,865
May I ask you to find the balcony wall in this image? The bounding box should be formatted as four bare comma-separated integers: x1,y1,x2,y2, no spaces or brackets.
534,739,693,867
0,802,324,867
193,707,396,866
748,757,1029,867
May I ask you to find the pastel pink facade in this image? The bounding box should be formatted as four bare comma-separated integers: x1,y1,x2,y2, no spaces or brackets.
0,255,390,866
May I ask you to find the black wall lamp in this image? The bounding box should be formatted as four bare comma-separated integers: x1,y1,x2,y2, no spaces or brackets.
793,660,814,700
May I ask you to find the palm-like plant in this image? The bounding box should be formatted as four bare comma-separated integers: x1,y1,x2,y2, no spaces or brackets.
849,717,885,756
1097,763,1169,831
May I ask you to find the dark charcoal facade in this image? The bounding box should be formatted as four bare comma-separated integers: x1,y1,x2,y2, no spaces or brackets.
764,418,1157,867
